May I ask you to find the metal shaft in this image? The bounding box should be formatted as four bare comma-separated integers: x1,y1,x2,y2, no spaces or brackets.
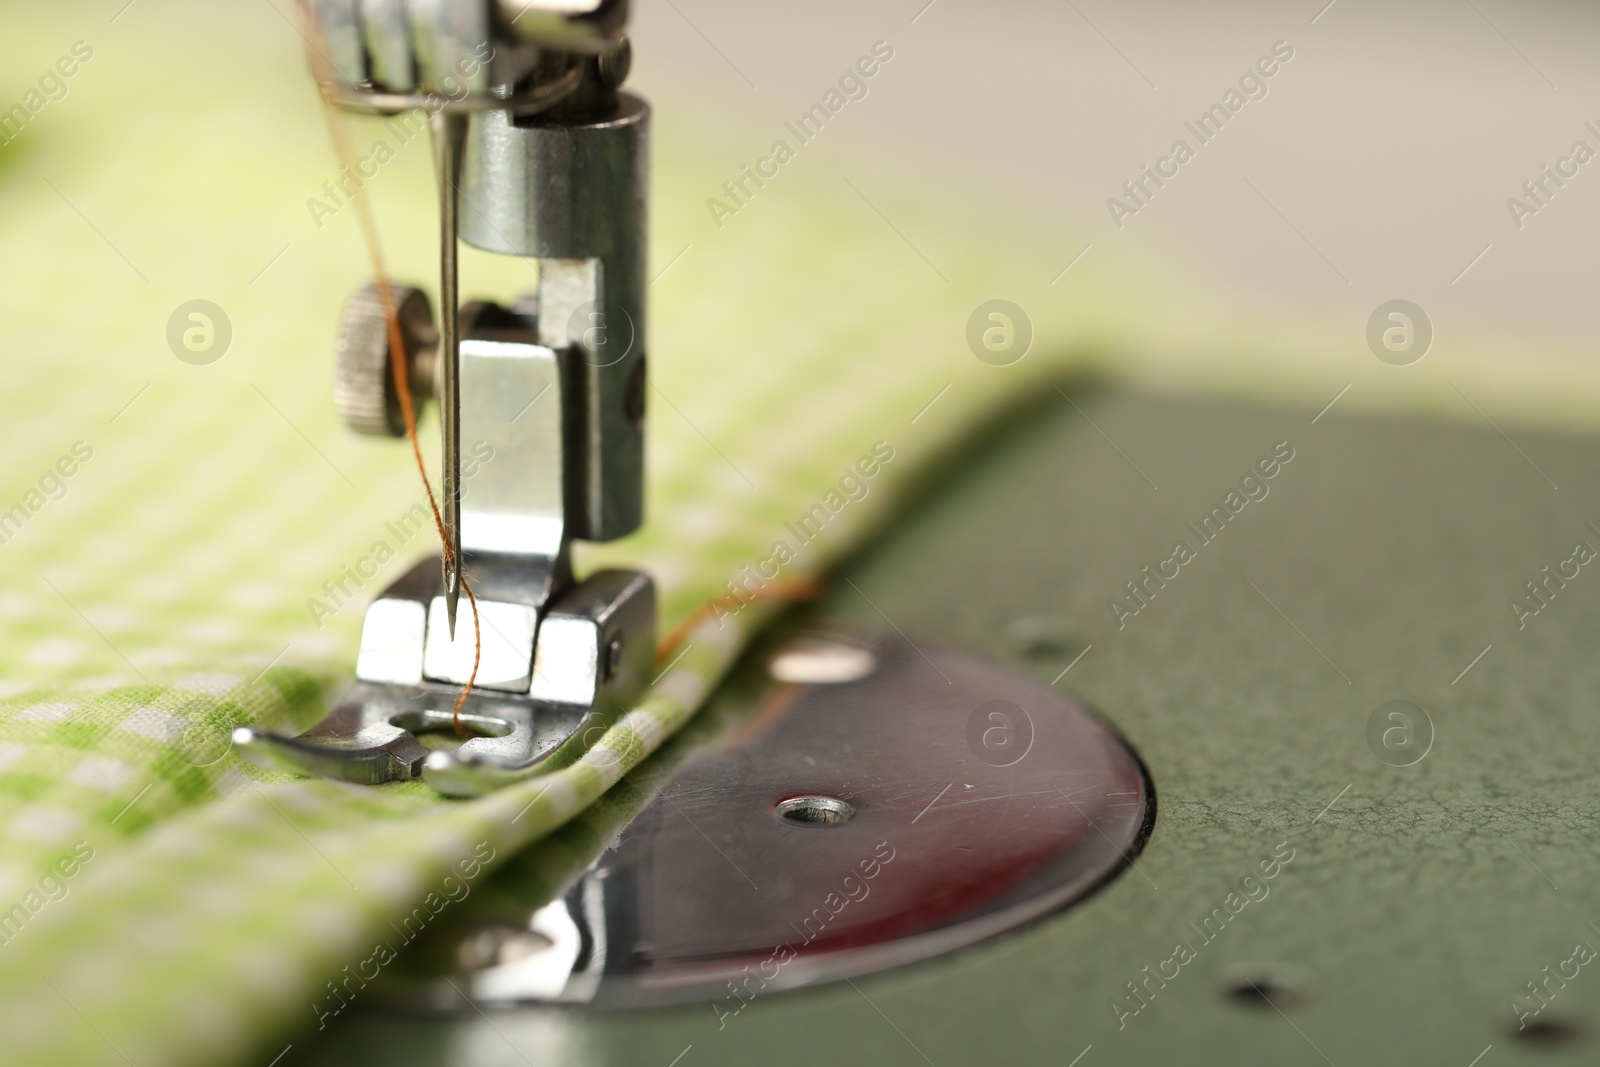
458,96,650,543
431,108,469,637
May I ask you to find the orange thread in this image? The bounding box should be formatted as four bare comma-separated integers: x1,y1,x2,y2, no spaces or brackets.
655,575,825,663
297,3,482,735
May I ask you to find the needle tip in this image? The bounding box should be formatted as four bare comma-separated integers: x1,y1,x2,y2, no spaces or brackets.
445,575,460,640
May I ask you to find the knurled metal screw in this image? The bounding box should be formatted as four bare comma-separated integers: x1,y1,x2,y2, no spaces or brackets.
598,36,632,89
334,282,438,437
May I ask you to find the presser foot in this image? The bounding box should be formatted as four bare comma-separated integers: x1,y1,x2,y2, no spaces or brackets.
236,567,655,798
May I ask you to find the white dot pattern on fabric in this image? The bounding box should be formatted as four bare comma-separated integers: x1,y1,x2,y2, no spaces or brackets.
69,675,139,693
699,618,745,656
663,503,736,539
0,743,27,773
615,709,666,751
9,806,80,843
233,945,301,997
303,903,361,946
357,862,419,906
22,640,85,668
656,669,707,710
213,802,272,833
147,826,214,859
117,706,190,742
64,757,136,793
172,673,245,696
422,828,471,865
186,878,246,917
587,748,629,789
526,775,578,821
273,785,329,816
210,765,254,797
14,703,77,722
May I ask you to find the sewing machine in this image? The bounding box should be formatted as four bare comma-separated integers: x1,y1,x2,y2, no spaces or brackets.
9,1,1600,1063
237,0,659,796
228,0,1154,1028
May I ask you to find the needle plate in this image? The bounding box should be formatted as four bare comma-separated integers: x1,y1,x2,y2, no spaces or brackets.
405,631,1153,1007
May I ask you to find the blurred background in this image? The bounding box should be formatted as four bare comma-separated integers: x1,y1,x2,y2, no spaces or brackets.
629,0,1600,339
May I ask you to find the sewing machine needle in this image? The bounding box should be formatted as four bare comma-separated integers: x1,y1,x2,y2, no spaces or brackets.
431,109,468,638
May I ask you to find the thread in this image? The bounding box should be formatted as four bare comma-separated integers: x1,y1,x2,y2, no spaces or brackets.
297,2,481,736
655,576,825,663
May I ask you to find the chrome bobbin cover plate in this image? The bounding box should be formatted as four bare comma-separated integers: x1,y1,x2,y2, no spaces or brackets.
408,630,1154,1007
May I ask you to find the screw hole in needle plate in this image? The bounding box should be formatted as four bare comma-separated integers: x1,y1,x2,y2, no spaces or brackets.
1223,976,1301,1009
1513,1018,1584,1046
774,795,855,827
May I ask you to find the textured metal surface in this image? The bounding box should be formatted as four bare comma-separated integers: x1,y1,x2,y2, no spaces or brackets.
291,386,1600,1065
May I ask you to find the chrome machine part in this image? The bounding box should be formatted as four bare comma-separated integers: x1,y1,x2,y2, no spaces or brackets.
249,4,652,797
359,0,415,92
240,300,656,796
310,0,628,116
235,569,654,793
389,632,1153,1004
459,93,649,540
495,0,629,52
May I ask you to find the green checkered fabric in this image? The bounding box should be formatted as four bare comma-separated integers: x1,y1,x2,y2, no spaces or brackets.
2,7,1596,1066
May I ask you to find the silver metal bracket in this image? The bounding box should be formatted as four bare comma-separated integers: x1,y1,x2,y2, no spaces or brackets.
236,567,653,797
238,301,655,797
